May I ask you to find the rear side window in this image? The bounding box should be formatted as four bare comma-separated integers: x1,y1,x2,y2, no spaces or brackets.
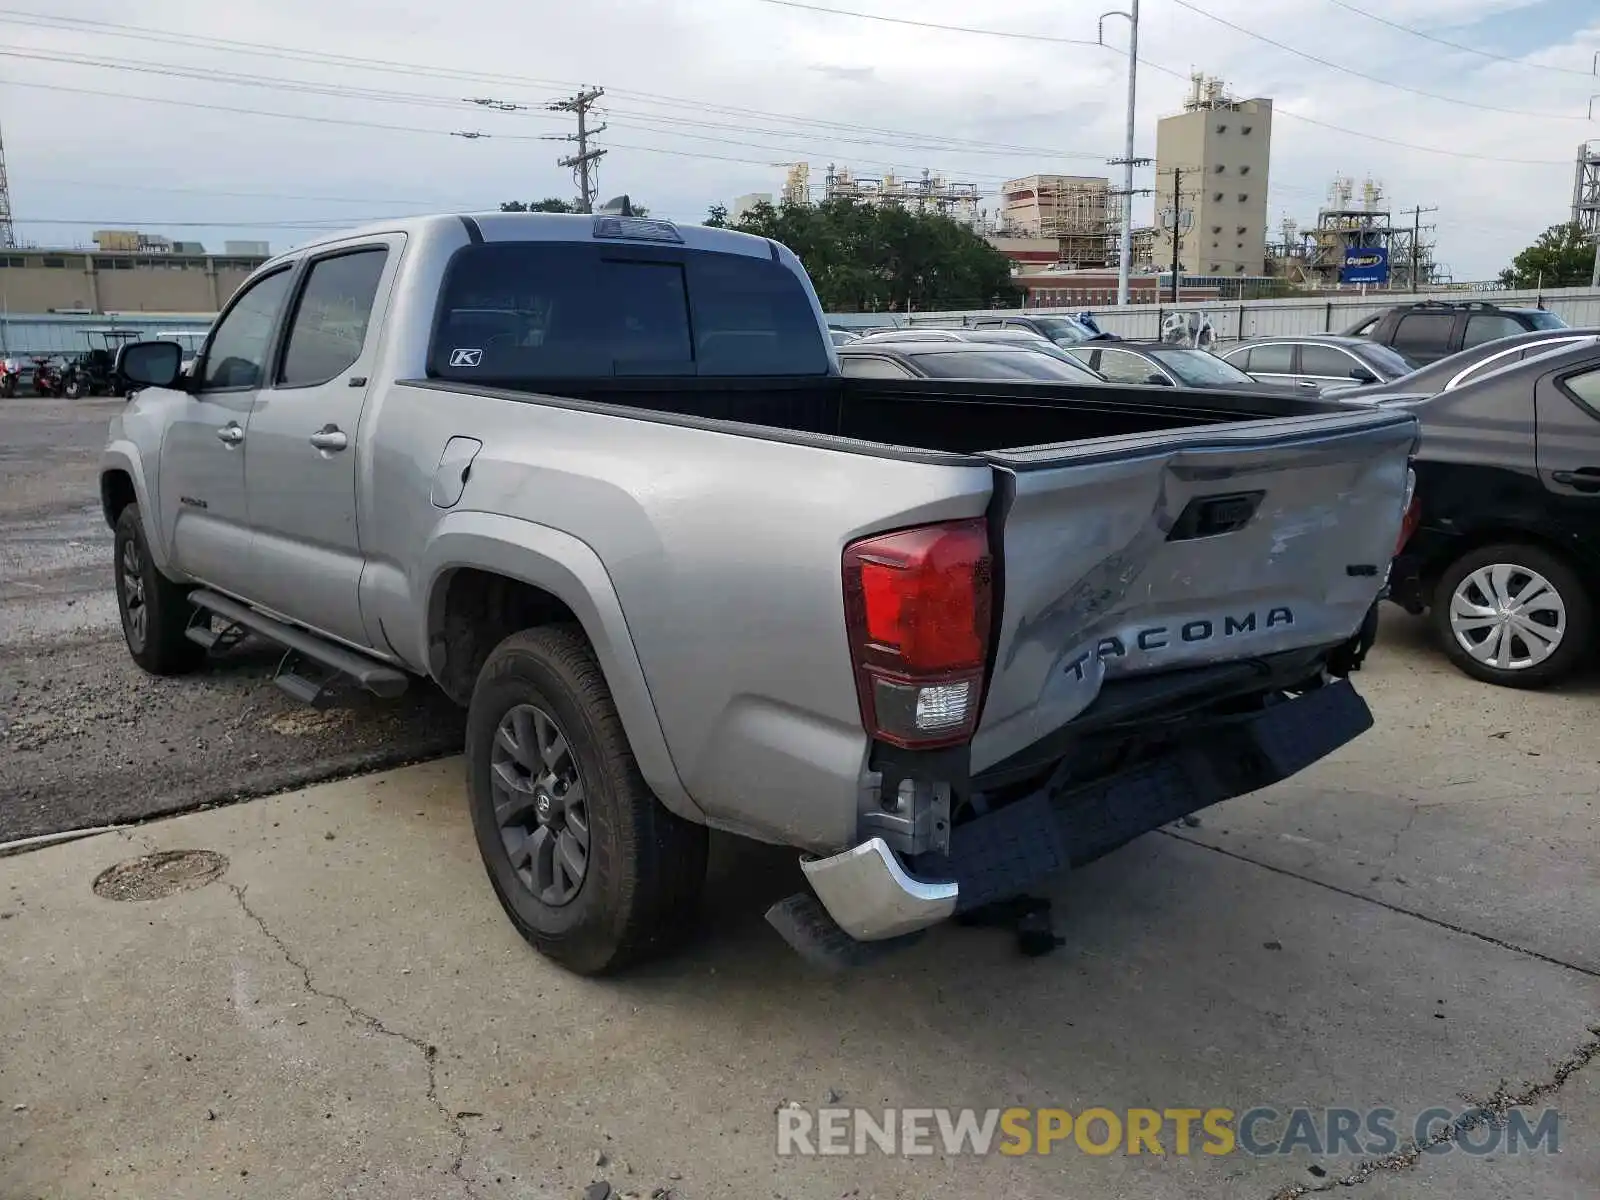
1245,343,1293,373
1563,367,1600,420
1094,350,1162,384
279,249,388,387
1392,313,1455,358
1462,312,1523,349
1299,344,1358,378
428,242,827,379
840,355,915,379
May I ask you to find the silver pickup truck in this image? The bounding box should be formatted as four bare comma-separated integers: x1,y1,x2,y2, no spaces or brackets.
103,212,1419,975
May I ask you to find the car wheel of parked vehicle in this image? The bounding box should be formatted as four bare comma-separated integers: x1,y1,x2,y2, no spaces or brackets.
466,626,709,975
113,503,204,676
1432,543,1593,688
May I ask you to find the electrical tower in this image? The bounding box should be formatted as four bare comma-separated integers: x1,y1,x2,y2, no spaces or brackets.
0,121,15,250
1573,141,1600,238
1574,141,1600,287
546,87,607,214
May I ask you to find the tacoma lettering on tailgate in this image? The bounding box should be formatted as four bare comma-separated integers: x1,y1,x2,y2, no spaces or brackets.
1063,607,1295,681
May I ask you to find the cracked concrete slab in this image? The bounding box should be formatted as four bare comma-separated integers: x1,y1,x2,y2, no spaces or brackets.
1169,609,1600,975
1,758,1595,1199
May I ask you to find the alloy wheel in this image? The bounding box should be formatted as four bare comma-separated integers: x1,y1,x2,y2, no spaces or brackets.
1448,562,1566,672
489,703,591,906
119,538,147,650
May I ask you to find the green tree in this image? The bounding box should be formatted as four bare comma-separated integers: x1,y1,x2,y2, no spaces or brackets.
500,198,579,212
1499,222,1596,288
727,198,1017,312
703,203,729,228
499,198,649,216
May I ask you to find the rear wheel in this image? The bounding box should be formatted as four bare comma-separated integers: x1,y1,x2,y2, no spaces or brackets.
465,626,708,975
1432,543,1593,688
63,374,83,400
113,503,204,675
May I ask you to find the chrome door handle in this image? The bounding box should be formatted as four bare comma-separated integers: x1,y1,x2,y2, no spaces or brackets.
309,426,348,452
216,423,244,445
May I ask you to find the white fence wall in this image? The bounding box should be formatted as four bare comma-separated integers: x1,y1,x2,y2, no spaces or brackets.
0,312,218,357
827,286,1600,343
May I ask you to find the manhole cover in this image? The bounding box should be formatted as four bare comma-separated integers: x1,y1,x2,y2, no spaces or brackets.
92,850,230,902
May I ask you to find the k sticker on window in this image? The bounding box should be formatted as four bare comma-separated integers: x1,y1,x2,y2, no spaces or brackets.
449,348,483,367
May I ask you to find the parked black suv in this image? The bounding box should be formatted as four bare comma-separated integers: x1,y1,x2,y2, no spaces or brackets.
1386,338,1600,687
1343,300,1567,366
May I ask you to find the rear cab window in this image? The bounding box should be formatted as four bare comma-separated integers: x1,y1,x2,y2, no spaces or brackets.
428,240,830,381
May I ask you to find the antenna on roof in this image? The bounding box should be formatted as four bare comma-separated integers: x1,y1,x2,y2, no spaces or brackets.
596,195,634,217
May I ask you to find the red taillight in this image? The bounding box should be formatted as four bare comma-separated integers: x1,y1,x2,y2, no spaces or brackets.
842,518,992,749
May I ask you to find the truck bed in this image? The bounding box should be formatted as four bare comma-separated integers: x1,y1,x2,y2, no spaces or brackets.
421,374,1329,457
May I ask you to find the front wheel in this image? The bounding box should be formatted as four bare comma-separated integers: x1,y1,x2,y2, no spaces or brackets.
1432,543,1593,688
465,626,708,975
63,375,83,400
113,503,204,675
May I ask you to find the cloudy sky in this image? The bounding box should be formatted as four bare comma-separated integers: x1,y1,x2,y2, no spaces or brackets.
1,0,1596,280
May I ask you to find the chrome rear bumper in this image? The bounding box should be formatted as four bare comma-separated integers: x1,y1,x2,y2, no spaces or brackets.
801,837,958,941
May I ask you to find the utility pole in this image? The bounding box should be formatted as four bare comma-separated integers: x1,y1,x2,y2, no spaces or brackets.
546,87,607,213
1162,165,1189,303
1099,0,1140,307
1398,204,1438,291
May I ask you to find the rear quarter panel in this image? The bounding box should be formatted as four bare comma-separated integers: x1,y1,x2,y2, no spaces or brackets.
359,382,995,851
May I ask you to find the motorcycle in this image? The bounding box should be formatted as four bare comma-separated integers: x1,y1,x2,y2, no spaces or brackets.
0,358,21,398
30,356,66,397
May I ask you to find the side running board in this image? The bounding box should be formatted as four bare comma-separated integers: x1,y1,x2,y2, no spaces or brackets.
185,589,409,702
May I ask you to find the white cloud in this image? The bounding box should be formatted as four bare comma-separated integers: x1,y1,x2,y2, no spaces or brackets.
0,0,1594,278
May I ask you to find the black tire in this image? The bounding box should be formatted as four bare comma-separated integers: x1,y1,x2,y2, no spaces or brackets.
113,503,204,675
1431,542,1594,689
465,626,708,975
63,376,83,400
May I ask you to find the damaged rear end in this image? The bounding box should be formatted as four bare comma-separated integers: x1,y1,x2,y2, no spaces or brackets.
769,404,1420,966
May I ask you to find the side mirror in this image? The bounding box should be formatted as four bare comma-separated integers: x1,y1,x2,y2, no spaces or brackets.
1349,365,1378,383
116,340,184,389
1145,372,1173,386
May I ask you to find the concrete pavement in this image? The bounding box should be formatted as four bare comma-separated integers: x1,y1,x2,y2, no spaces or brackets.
3,620,1597,1200
0,395,464,843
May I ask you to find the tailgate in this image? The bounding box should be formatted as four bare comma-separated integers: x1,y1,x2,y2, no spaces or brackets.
970,407,1419,773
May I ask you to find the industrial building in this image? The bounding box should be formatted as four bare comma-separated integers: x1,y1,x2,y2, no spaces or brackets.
0,229,270,315
1015,267,1218,308
997,175,1112,266
1154,74,1273,278
729,193,771,222
1269,176,1438,289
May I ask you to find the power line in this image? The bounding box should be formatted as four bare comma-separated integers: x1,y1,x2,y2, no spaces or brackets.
1323,0,1600,77
0,5,1574,173
1125,55,1570,166
1167,0,1586,119
0,43,1121,168
0,77,1027,183
733,1,1576,162
751,0,1100,45
0,52,1094,184
22,176,478,207
0,10,1113,161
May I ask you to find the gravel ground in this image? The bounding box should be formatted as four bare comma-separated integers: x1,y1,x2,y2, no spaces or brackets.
0,395,463,843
